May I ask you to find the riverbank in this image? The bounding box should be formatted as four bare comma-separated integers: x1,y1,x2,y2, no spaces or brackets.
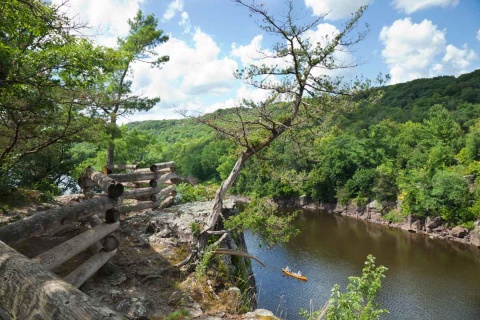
274,197,480,250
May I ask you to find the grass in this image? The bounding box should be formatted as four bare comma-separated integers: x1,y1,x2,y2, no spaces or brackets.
165,309,189,320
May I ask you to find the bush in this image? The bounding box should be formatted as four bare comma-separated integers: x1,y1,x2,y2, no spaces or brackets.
175,183,218,204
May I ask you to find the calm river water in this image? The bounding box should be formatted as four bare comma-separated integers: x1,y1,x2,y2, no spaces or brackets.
244,209,480,320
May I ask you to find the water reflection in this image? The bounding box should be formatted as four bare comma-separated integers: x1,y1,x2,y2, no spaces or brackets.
245,209,480,320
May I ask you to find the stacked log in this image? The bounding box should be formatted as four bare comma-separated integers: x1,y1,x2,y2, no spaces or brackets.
83,167,124,198
31,222,120,271
0,196,119,245
0,240,124,319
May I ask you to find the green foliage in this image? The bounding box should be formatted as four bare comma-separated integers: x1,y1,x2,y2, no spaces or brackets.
0,0,112,185
190,222,201,237
166,309,190,320
175,183,218,204
224,197,299,246
195,243,217,281
430,169,472,223
325,255,388,320
382,209,407,223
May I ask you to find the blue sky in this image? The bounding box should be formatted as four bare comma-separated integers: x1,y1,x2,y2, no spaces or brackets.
54,0,480,122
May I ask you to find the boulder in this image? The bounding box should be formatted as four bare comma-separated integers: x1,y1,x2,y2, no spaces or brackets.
366,200,379,211
408,219,423,233
333,203,346,215
451,226,468,238
244,309,279,319
425,216,442,230
469,221,480,247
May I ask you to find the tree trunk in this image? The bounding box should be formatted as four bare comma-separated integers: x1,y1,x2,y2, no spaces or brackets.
0,240,124,319
107,114,116,168
0,196,119,245
63,249,118,289
205,152,252,232
32,222,120,271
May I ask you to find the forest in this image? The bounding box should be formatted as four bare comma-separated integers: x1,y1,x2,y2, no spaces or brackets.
2,0,480,231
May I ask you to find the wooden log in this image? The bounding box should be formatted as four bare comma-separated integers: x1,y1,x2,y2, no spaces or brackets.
32,222,120,271
122,187,161,199
83,167,124,198
119,201,161,214
0,240,124,319
0,196,119,245
135,167,171,174
105,209,120,223
122,182,141,188
108,171,157,183
160,195,175,209
78,177,96,188
150,172,178,187
64,249,118,289
149,161,175,172
105,164,140,170
150,185,176,202
88,215,104,254
102,234,119,252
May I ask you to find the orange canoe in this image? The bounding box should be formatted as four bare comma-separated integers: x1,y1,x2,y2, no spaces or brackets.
282,268,307,281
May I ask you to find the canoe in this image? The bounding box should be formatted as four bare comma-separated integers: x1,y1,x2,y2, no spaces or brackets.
282,268,307,281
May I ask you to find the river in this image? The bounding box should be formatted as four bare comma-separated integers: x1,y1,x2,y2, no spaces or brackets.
244,208,480,319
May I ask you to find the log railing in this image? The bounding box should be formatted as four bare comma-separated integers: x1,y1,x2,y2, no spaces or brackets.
0,161,177,319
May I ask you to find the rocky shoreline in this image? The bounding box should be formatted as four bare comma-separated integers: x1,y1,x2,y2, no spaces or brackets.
275,196,480,250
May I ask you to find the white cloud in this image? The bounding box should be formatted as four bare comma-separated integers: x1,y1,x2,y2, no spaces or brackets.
477,29,480,42
380,18,478,84
163,0,184,21
442,44,478,73
53,0,142,47
392,0,459,14
380,18,446,83
179,11,191,33
304,0,373,20
127,28,238,120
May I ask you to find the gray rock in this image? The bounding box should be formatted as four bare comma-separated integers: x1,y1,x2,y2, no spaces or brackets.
426,216,442,230
470,221,480,247
410,219,423,232
451,226,468,238
244,309,279,319
168,290,183,306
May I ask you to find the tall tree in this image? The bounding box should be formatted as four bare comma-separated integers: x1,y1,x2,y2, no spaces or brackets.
0,0,112,183
187,0,377,249
97,11,169,167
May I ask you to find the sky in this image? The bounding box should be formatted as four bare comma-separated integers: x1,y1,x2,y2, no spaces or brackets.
53,0,480,123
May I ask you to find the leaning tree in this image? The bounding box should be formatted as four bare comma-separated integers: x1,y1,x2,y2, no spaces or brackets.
186,0,379,252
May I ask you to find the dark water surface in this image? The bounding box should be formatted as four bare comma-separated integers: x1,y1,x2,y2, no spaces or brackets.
244,209,480,320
